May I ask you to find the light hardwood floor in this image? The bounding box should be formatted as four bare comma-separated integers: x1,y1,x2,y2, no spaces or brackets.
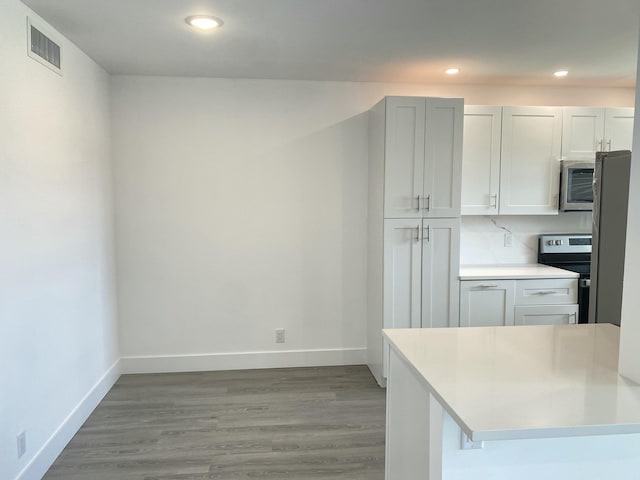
44,365,385,480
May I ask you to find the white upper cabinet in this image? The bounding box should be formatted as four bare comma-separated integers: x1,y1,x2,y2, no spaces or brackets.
424,98,464,217
499,106,562,215
461,104,633,217
562,107,634,159
461,106,502,215
604,108,635,152
561,107,606,158
384,96,463,218
384,97,426,218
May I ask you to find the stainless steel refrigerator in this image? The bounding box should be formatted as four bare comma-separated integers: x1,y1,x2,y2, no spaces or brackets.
589,150,632,326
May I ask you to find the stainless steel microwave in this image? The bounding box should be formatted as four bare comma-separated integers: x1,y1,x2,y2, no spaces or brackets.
560,160,595,211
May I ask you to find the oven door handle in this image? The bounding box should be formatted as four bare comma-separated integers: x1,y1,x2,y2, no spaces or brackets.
580,279,591,288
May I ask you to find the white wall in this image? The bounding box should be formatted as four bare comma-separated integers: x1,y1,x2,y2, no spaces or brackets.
111,76,634,372
619,30,640,382
0,2,118,479
111,77,372,370
460,213,592,265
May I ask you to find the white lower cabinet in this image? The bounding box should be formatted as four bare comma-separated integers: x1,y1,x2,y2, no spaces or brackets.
459,280,515,327
383,218,422,330
382,218,460,377
514,305,578,325
460,278,579,327
421,218,461,328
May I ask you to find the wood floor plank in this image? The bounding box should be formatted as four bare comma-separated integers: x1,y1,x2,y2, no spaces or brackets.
43,365,385,480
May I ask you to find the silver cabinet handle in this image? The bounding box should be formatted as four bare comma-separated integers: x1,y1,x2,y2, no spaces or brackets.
423,225,431,242
396,227,420,242
606,139,612,151
490,193,498,209
569,312,577,324
418,194,431,211
533,290,556,295
398,226,420,242
596,139,603,151
478,283,498,288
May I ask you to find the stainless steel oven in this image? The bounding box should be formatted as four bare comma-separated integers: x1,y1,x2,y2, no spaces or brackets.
538,234,592,323
560,160,595,212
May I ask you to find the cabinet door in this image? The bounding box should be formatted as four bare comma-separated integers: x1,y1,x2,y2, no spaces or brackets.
384,97,426,218
459,280,515,327
421,219,460,328
514,304,578,325
461,106,502,215
561,107,605,159
500,107,562,215
383,219,422,330
423,97,463,217
604,108,635,151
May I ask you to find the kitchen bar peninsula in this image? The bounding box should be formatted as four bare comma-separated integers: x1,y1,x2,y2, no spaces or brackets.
383,324,640,480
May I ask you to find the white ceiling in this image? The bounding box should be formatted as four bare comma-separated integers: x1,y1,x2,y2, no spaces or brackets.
21,0,640,87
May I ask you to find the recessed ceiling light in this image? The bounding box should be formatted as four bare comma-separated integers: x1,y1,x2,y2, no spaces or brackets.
185,15,223,30
445,68,460,75
554,70,569,77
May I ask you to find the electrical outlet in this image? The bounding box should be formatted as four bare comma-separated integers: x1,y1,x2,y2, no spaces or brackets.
504,232,513,247
17,431,26,459
275,328,285,343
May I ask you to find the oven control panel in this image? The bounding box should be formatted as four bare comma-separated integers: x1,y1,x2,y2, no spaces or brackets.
539,234,592,254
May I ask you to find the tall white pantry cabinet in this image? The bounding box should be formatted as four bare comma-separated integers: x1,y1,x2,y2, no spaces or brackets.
367,96,463,386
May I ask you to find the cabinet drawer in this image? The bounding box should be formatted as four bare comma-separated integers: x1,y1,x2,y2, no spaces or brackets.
515,279,578,305
514,304,579,325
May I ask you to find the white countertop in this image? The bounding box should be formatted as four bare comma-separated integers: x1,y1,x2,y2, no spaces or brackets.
383,324,640,441
459,264,579,280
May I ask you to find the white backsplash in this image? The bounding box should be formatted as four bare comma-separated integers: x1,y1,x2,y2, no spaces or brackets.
461,213,592,265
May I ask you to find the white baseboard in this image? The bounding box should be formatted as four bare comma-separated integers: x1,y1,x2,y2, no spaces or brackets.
15,360,121,480
120,347,367,374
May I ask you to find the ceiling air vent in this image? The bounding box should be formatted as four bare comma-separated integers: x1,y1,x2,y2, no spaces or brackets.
27,18,62,75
